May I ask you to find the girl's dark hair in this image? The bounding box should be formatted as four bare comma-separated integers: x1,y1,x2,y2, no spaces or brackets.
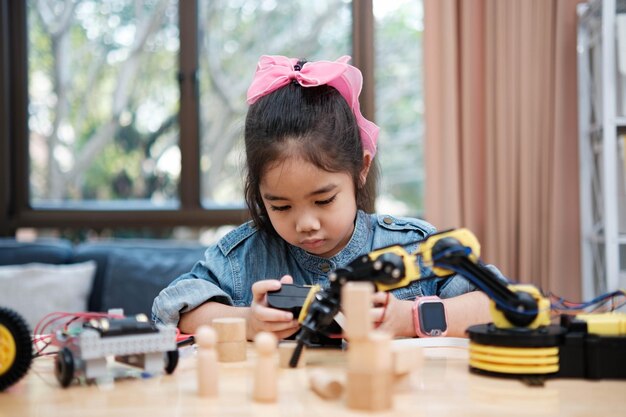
244,62,378,236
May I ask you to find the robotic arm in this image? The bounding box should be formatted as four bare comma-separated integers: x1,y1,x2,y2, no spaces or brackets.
420,229,550,329
287,228,551,367
285,228,626,379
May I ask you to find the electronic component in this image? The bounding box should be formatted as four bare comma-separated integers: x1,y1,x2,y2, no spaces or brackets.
51,314,179,388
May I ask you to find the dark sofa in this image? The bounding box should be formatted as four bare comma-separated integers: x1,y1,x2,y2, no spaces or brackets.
0,238,207,316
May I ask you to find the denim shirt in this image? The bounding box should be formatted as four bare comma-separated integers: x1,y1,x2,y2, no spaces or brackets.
152,210,477,325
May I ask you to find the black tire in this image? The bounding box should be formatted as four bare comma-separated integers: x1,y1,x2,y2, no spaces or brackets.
0,307,33,392
164,350,179,374
55,347,75,388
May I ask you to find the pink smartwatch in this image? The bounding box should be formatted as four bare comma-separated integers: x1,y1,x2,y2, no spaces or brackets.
412,296,448,337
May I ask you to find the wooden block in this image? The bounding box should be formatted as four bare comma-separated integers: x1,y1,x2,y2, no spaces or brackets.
341,282,374,341
392,344,423,375
211,318,246,342
252,332,278,403
393,372,413,393
346,369,393,411
347,331,392,372
216,340,247,362
195,325,219,397
278,341,305,368
308,369,344,399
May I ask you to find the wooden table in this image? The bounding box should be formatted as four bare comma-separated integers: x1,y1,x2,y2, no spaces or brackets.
1,340,625,417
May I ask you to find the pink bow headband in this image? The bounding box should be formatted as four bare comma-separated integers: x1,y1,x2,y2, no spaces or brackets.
246,55,379,157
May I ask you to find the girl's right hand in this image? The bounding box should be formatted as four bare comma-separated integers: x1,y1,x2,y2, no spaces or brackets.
247,275,301,340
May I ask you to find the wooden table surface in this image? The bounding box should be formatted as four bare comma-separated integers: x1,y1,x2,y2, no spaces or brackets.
1,341,625,417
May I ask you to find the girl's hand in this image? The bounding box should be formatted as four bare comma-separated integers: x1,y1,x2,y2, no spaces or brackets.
246,275,301,340
371,291,416,338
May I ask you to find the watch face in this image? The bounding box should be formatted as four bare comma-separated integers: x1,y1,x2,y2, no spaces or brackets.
419,301,447,335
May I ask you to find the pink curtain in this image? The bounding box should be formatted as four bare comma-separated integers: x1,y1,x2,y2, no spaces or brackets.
423,0,582,300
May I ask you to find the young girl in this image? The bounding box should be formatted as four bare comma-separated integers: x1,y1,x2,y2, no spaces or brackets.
152,55,491,340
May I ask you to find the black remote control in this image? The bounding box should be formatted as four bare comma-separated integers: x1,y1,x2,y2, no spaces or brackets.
267,283,343,348
267,284,313,316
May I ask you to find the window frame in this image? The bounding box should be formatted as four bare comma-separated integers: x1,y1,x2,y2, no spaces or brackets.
0,0,374,235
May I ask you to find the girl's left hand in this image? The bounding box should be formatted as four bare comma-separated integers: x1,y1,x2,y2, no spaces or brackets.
371,291,416,338
247,275,301,340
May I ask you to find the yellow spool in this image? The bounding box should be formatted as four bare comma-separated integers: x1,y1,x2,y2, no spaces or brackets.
469,359,559,375
469,342,560,375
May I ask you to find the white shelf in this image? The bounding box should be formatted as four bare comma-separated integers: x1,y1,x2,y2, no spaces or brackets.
578,0,623,298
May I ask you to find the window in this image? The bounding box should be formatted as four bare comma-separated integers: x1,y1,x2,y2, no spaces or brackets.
0,0,424,236
196,1,352,207
28,0,180,208
374,0,424,215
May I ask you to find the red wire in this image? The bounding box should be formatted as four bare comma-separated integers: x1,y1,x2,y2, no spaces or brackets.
33,311,126,355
